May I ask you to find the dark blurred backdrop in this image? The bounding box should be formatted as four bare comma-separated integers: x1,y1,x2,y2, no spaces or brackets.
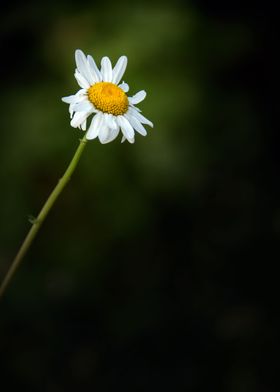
0,0,277,391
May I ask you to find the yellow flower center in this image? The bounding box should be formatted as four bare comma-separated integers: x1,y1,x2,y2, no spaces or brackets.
87,82,128,116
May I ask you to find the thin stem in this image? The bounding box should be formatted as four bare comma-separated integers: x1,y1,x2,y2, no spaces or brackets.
0,135,88,299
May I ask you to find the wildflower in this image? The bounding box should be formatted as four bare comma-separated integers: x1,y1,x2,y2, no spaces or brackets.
62,50,153,144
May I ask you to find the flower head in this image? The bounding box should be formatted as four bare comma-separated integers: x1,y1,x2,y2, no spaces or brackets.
62,50,153,144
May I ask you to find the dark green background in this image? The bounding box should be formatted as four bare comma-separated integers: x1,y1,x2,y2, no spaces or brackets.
0,1,277,391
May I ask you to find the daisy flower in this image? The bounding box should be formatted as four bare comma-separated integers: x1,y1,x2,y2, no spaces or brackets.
62,49,153,144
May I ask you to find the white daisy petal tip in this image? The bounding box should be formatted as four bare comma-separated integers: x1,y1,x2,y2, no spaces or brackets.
129,90,147,105
75,49,81,60
75,49,84,56
101,56,113,82
118,81,129,93
87,55,102,82
62,50,153,144
112,56,128,84
62,96,74,103
120,55,127,62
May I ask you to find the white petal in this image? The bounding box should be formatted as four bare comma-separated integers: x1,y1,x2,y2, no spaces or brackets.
73,91,88,103
71,95,87,107
101,57,113,82
121,134,134,144
75,49,95,84
75,70,90,88
86,113,104,140
112,56,127,84
132,105,141,112
107,127,120,143
118,82,129,93
100,126,120,144
117,115,135,140
125,114,147,136
69,95,87,118
73,100,93,112
69,106,74,118
62,95,76,104
104,113,118,130
75,88,88,96
87,55,102,82
129,90,146,105
98,126,110,144
81,119,87,131
70,111,89,128
128,107,153,127
69,88,87,102
64,90,87,117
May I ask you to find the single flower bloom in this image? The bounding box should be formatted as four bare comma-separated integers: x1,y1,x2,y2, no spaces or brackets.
62,49,153,144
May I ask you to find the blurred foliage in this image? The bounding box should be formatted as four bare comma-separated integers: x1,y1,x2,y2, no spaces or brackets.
0,0,277,391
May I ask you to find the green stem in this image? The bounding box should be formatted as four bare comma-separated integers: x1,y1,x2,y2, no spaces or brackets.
0,135,88,299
